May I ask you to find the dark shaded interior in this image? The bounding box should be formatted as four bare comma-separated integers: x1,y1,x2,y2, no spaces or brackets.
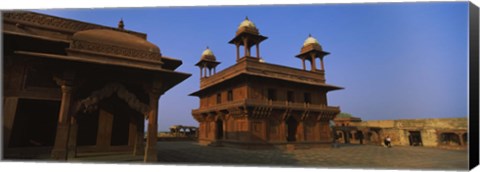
8,99,60,147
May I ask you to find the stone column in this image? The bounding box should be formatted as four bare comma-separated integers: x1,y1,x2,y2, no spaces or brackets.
310,53,316,71
457,132,465,146
243,37,249,57
320,57,325,71
302,59,306,70
51,81,74,160
203,64,207,77
3,97,18,149
67,116,78,159
199,67,203,78
236,43,240,60
144,81,162,162
256,44,260,58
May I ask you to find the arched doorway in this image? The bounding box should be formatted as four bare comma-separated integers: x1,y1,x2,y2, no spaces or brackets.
286,116,298,142
74,83,148,153
216,120,224,140
355,131,364,144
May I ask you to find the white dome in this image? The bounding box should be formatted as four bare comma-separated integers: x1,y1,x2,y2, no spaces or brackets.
200,47,216,61
238,17,256,30
303,35,320,46
202,47,214,57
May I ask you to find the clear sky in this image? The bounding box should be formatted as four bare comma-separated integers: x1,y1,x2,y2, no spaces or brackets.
33,2,469,131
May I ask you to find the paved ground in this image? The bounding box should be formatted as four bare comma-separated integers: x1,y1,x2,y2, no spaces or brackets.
155,141,468,171
7,141,467,171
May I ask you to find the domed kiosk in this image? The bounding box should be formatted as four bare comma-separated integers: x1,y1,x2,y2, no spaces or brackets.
296,34,330,72
195,47,220,78
229,17,268,61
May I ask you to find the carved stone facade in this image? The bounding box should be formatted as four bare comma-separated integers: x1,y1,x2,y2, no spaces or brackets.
191,18,343,149
2,11,190,162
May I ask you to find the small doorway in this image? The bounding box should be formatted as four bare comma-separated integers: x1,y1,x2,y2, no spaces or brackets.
216,120,223,140
409,131,423,146
286,116,298,142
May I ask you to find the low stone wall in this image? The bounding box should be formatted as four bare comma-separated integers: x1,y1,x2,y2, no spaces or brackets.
358,118,467,149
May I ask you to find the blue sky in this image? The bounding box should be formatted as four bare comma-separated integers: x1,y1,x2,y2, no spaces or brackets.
33,2,469,131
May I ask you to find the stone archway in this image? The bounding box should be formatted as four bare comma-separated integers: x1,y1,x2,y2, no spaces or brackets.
73,83,148,154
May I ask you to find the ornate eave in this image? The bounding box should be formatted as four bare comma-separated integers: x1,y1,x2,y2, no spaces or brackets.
295,44,330,59
2,11,146,39
228,31,268,47
194,59,221,68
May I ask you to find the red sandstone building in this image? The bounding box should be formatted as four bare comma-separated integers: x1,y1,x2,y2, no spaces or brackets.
2,11,190,161
191,18,343,148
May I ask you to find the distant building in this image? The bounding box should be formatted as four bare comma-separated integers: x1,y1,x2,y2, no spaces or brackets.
190,17,343,149
169,125,198,137
2,11,190,161
333,116,468,149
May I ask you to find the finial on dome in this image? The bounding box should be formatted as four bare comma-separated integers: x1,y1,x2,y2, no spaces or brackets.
308,33,312,37
206,46,209,49
245,16,249,20
118,18,125,30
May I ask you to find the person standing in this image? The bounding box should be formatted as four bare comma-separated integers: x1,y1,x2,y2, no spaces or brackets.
386,135,392,148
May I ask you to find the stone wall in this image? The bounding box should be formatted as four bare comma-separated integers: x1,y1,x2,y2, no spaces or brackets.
357,118,467,148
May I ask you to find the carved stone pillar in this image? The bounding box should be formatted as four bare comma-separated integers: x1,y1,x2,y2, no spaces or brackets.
51,79,75,160
144,81,162,162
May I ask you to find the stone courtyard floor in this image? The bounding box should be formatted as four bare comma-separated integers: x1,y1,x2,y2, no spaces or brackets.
155,141,468,171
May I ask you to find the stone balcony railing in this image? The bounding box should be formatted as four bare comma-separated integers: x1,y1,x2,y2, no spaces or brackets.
192,98,340,114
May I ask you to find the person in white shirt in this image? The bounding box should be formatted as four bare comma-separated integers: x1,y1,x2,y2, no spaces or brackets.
385,135,392,148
